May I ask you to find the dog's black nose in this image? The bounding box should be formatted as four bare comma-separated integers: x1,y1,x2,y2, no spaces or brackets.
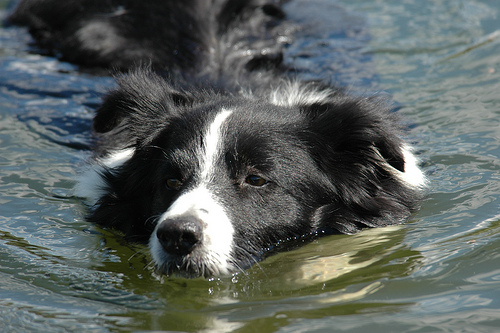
156,217,203,255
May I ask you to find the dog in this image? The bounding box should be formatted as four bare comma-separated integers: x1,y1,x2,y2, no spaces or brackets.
9,0,426,278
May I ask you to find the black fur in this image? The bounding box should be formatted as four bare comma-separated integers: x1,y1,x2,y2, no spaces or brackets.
9,0,425,277
8,0,289,78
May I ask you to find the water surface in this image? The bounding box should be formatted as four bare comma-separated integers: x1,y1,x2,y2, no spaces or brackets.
1,0,500,332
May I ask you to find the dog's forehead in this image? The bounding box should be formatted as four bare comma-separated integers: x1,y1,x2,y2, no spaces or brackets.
155,104,306,169
212,107,313,172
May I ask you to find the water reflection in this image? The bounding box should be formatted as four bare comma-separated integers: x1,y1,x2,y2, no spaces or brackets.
96,225,422,331
3,0,500,331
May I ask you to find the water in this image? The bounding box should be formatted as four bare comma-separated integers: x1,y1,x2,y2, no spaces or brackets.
1,0,500,332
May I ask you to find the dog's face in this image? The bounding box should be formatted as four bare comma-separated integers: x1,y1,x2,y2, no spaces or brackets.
76,70,425,277
126,102,328,277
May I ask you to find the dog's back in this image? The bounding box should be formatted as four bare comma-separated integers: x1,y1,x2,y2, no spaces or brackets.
9,0,289,82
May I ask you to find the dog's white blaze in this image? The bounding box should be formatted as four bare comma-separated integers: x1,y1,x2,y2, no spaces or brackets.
151,109,235,274
200,109,233,182
151,186,235,274
74,148,135,205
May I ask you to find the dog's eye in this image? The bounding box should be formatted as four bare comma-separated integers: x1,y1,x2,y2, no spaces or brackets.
165,178,183,190
245,175,268,187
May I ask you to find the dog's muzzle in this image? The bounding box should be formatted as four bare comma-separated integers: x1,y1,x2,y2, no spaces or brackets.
155,216,204,256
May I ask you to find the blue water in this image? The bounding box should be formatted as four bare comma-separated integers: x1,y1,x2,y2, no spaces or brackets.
1,0,500,332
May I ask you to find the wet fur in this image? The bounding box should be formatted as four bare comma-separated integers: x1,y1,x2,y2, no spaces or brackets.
9,0,426,277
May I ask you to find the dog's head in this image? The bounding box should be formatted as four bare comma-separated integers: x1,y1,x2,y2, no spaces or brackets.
76,70,425,277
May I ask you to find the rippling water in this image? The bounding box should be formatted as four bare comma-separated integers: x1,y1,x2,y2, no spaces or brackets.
1,0,500,332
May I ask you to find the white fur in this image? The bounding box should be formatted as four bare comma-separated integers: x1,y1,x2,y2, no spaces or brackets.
150,109,235,274
76,20,125,53
395,145,427,190
150,186,235,275
200,109,233,181
269,81,332,107
74,148,135,205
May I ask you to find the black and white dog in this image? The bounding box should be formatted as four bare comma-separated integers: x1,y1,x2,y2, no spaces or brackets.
9,0,426,277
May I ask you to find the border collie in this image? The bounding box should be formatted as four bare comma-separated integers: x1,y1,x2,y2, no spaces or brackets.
9,0,426,278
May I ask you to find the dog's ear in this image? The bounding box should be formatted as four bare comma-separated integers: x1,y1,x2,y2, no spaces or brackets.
301,98,421,233
93,68,193,137
302,98,406,173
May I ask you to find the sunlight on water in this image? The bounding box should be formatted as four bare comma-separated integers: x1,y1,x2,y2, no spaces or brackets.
1,0,500,332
